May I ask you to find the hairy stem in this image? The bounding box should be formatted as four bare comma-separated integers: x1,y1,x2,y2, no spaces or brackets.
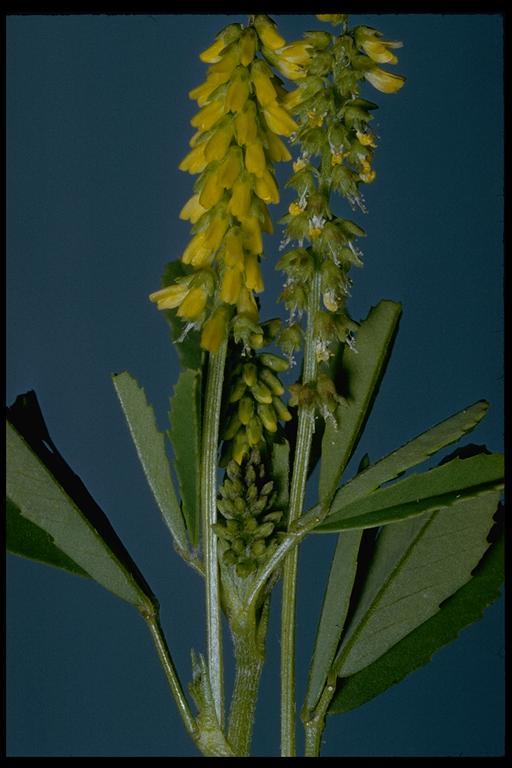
144,612,197,741
227,629,265,755
201,339,228,728
303,680,336,757
280,269,321,756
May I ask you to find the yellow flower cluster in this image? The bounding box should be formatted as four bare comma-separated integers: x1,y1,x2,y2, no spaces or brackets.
150,16,300,353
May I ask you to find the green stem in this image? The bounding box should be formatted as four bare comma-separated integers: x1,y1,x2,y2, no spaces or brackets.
227,628,265,755
280,269,321,757
144,612,197,741
201,339,228,728
303,680,336,757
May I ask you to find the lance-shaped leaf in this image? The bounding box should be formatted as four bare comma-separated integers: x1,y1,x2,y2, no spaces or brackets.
328,508,504,714
168,369,201,548
6,412,156,613
113,371,188,554
303,530,363,715
331,490,501,679
7,497,89,578
315,452,504,533
333,400,489,510
161,259,204,371
318,300,402,508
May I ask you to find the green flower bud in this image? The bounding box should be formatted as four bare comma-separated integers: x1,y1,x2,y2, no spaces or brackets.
260,481,274,497
254,521,275,539
223,549,238,565
251,539,267,557
278,323,303,356
229,377,247,403
247,416,263,445
258,367,285,395
272,395,293,422
236,559,256,578
232,538,245,555
251,380,273,404
242,362,258,387
223,412,242,440
259,353,290,372
212,522,232,541
238,395,255,425
244,516,258,533
307,50,333,77
257,402,278,432
263,510,283,523
303,30,333,50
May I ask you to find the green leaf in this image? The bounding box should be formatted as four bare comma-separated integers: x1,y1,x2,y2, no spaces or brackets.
316,452,504,533
161,260,204,371
6,416,156,612
318,300,402,508
329,511,504,714
168,369,202,548
303,530,362,714
333,400,489,510
113,371,189,554
7,497,89,578
332,490,501,678
272,439,290,511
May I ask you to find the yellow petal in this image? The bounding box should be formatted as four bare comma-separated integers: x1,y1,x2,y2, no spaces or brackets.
262,102,298,137
179,144,208,174
236,286,259,321
220,147,242,189
188,73,226,106
245,141,267,177
239,28,257,66
251,62,278,107
242,217,263,255
228,177,253,220
364,68,405,94
149,282,189,310
362,39,398,64
225,75,250,113
182,231,208,265
234,101,259,145
177,287,208,320
179,194,207,223
254,16,285,50
223,227,244,267
201,306,230,352
199,167,225,209
199,38,227,64
265,131,291,162
254,169,279,204
204,122,233,163
245,254,264,292
191,99,225,131
275,41,312,65
220,266,242,304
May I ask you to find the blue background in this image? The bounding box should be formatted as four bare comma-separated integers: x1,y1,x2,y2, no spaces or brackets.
6,13,504,757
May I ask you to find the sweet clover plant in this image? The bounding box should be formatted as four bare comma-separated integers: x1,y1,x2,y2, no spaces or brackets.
6,13,504,757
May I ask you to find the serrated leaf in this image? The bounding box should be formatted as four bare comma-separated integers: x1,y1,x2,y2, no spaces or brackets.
272,439,290,511
304,530,362,714
329,512,504,714
161,260,204,371
332,490,500,678
316,452,504,533
6,417,156,612
7,497,89,578
318,300,402,508
113,371,188,554
169,369,201,548
333,400,489,510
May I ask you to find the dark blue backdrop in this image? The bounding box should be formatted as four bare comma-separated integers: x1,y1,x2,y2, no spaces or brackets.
6,13,504,757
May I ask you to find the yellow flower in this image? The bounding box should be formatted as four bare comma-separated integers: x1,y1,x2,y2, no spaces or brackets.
241,217,263,255
220,266,243,304
199,166,225,209
188,73,227,106
265,131,291,162
331,151,344,166
149,281,191,311
179,194,207,224
237,286,259,321
224,71,250,113
204,122,233,163
254,15,286,51
179,143,208,174
307,110,324,127
283,87,305,111
245,254,264,292
209,47,240,78
364,67,405,94
191,98,225,131
262,102,298,136
254,169,279,204
251,61,278,107
359,160,376,183
245,141,267,177
292,155,308,172
223,226,244,267
288,201,304,216
228,176,253,220
219,147,243,189
234,101,259,145
356,130,377,147
355,27,403,64
239,28,257,66
176,286,208,320
201,305,230,352
182,217,228,266
275,41,312,66
199,37,227,64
